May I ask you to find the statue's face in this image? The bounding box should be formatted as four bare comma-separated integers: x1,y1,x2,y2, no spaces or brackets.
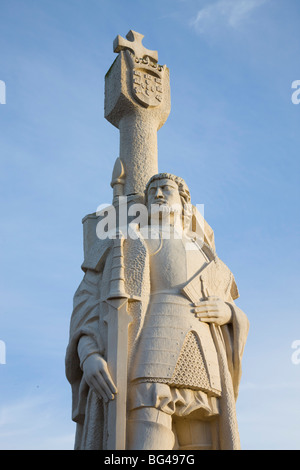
146,178,182,211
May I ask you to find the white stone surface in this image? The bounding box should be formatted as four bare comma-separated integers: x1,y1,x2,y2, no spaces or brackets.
65,31,249,451
105,30,170,196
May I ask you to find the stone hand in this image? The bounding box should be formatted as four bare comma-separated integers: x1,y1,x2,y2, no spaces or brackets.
82,354,118,402
192,296,232,326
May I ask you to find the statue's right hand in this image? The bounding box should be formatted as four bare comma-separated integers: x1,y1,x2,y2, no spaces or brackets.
82,354,117,402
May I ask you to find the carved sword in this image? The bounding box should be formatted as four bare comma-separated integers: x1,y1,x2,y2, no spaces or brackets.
104,228,132,450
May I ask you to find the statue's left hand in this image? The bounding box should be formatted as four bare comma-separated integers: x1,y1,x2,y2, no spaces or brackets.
82,354,117,402
192,296,232,326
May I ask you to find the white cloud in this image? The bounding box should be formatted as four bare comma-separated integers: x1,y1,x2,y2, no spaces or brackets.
191,0,268,34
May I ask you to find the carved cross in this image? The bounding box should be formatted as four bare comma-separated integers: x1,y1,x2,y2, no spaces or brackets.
106,30,170,196
113,30,158,63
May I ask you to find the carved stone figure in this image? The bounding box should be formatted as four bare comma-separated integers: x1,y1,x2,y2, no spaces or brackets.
65,31,249,451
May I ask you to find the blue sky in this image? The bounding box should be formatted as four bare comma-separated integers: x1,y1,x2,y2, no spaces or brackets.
0,0,299,450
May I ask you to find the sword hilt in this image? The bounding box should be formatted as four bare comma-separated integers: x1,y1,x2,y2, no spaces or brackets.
107,229,128,300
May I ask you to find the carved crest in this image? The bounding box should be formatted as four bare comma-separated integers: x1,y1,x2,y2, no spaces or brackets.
132,66,163,108
113,30,164,109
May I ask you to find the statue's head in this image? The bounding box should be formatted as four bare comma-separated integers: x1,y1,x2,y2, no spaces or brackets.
145,173,191,208
145,173,191,225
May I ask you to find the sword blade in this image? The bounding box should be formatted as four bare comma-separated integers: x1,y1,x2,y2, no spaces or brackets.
105,297,131,450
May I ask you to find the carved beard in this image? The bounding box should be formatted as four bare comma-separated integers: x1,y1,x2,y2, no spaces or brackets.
149,203,183,216
148,203,184,231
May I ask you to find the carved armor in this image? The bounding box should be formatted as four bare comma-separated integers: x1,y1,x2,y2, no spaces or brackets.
130,231,222,396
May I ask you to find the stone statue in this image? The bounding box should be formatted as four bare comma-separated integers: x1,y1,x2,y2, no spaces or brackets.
65,31,249,451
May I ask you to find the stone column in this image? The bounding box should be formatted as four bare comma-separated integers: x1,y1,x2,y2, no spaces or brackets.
105,30,171,197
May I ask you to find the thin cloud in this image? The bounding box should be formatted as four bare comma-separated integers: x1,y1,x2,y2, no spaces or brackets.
191,0,268,34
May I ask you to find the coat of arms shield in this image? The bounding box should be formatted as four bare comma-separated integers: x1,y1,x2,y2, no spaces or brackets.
132,68,163,108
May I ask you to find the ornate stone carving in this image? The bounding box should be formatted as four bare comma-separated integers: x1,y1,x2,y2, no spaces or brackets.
105,31,170,196
65,31,249,452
